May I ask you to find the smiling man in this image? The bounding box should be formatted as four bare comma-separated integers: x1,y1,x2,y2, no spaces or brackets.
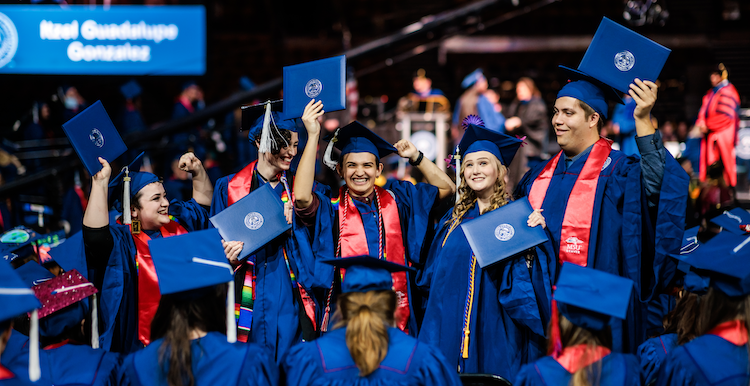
294,99,455,336
514,73,688,354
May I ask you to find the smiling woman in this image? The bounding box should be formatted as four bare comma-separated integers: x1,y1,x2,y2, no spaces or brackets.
80,152,213,354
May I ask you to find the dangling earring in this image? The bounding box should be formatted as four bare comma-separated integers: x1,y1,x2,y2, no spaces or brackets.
131,217,141,235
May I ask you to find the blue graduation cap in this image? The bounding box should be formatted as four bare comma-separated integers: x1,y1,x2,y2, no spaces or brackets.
709,208,750,235
556,68,623,119
322,121,397,169
0,258,42,381
16,261,54,288
456,122,523,166
1,227,37,264
62,100,127,177
460,197,549,268
148,229,236,342
321,256,415,294
210,184,292,260
461,69,485,89
108,152,159,224
283,55,347,119
675,231,750,297
47,232,87,279
26,268,97,338
241,100,298,155
148,229,232,295
578,17,671,95
120,80,142,100
554,262,634,331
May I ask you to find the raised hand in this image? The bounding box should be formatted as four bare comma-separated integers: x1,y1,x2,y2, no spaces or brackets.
301,99,325,136
630,78,658,121
394,140,419,162
179,152,205,176
92,157,112,187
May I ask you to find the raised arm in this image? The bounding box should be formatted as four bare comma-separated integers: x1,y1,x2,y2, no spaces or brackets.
294,99,325,209
393,140,456,200
631,79,666,208
83,157,112,228
179,152,213,206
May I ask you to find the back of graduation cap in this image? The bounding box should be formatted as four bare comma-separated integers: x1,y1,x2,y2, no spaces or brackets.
62,100,127,177
148,228,237,342
0,258,43,381
676,231,750,298
321,255,415,294
283,55,347,119
322,121,397,170
1,227,37,267
554,262,634,331
577,17,670,95
709,208,750,235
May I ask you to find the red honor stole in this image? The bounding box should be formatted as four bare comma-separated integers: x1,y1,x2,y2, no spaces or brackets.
228,160,258,206
708,320,749,346
132,220,188,345
554,344,611,373
528,138,612,267
0,364,14,381
338,186,411,332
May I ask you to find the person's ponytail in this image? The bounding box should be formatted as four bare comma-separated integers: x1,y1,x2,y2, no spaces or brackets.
334,290,396,377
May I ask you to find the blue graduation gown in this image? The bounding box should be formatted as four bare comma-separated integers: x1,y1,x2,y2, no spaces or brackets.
39,343,121,386
299,180,439,334
0,332,28,372
283,327,461,386
211,170,329,363
119,331,277,386
637,333,677,385
515,353,642,386
515,146,688,353
656,335,749,386
93,199,210,354
0,367,34,386
417,205,554,378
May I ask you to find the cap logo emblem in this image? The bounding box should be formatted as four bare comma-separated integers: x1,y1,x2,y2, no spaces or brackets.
89,128,105,148
614,51,635,72
494,224,515,241
305,78,323,98
1,229,30,244
0,12,19,69
601,157,612,171
565,236,584,254
244,212,264,230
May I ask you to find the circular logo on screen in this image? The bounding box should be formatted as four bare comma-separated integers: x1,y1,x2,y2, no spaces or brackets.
244,212,264,230
614,51,635,72
0,12,19,69
494,224,515,241
89,129,105,148
305,78,323,98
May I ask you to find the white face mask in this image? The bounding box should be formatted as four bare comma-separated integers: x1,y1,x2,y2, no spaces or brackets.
64,97,78,110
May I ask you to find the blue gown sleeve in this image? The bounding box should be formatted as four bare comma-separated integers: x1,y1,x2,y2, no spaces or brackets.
209,176,230,217
497,252,547,337
415,211,453,294
655,347,700,386
637,339,661,385
388,180,439,265
168,198,210,232
415,344,463,386
292,191,336,289
239,346,279,386
635,130,666,208
282,342,320,386
117,355,143,386
514,363,546,386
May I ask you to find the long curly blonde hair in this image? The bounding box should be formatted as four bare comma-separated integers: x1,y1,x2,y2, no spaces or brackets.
449,154,511,227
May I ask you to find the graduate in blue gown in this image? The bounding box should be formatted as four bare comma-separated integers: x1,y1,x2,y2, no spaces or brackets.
293,100,456,335
283,256,461,386
210,101,328,361
10,261,120,386
514,70,688,353
119,229,277,386
515,263,642,386
657,231,750,386
82,152,213,354
0,259,41,386
417,118,554,379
